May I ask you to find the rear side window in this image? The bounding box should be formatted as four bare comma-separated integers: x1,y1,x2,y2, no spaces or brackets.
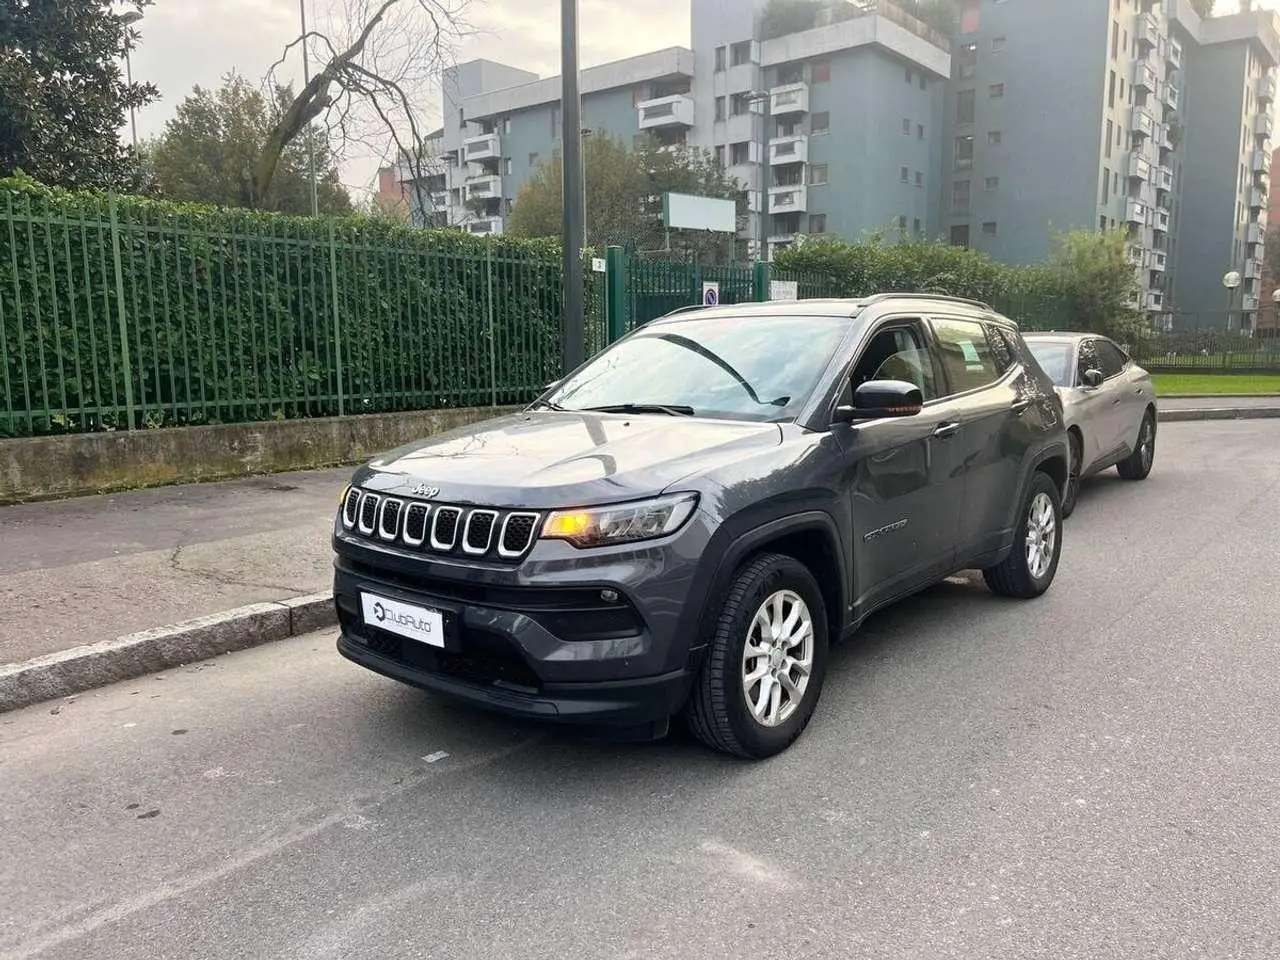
984,322,1017,372
930,316,1001,394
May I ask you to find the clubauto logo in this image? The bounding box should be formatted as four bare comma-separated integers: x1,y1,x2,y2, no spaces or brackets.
373,602,387,622
372,602,436,634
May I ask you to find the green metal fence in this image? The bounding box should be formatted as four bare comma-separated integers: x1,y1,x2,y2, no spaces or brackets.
0,190,604,437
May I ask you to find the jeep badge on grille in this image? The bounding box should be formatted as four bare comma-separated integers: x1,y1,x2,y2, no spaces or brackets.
410,483,440,498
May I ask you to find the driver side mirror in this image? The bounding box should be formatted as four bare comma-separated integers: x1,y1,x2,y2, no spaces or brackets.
834,379,924,423
1081,369,1104,388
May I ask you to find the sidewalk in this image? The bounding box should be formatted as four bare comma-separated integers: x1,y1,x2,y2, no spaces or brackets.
0,468,347,666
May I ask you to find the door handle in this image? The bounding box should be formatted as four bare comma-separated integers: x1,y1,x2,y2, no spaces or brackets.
1011,398,1032,414
1112,397,1121,405
933,422,960,439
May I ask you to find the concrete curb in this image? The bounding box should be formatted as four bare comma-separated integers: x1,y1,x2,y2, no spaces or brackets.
0,592,336,714
1159,406,1280,422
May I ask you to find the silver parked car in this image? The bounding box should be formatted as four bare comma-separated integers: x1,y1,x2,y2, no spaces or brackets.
1022,333,1158,518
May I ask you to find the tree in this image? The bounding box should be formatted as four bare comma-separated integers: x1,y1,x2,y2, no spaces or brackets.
0,0,158,190
148,74,351,215
1044,228,1144,342
256,0,469,211
508,135,746,260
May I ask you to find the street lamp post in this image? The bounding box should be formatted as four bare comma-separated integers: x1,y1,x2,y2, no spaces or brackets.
1222,269,1242,330
120,11,144,152
298,0,319,216
560,0,586,374
747,89,772,263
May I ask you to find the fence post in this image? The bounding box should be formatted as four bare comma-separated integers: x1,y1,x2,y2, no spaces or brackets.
107,193,137,430
605,246,627,343
328,222,345,417
753,260,770,302
487,244,498,406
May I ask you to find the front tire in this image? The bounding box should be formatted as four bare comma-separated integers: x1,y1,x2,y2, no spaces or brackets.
983,471,1062,599
1116,410,1155,481
685,553,829,759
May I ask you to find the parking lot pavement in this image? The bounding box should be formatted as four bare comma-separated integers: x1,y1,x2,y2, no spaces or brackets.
0,468,349,665
3,420,1279,960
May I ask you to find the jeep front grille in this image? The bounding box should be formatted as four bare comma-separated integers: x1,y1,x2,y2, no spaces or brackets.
342,489,540,562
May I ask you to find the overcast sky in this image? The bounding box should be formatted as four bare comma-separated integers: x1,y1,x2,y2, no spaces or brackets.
126,0,689,199
126,0,1273,201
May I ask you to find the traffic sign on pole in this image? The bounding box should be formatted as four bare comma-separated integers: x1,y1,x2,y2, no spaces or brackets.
702,281,720,306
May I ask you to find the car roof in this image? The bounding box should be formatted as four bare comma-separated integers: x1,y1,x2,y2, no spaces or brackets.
651,293,1013,327
1022,332,1099,344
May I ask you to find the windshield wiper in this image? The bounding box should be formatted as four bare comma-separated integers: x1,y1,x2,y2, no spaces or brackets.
529,399,567,411
579,403,695,417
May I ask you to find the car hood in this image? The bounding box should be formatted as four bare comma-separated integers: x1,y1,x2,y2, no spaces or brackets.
351,410,784,507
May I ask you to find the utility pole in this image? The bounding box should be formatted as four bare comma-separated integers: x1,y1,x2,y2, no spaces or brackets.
299,0,320,216
560,0,586,373
758,90,771,263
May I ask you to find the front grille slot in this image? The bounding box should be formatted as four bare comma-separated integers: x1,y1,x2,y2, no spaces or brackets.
342,488,361,528
499,513,540,558
403,503,430,546
357,493,381,534
463,510,498,555
431,507,462,550
378,498,403,540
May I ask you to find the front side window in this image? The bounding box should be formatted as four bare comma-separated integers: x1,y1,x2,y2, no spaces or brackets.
850,324,938,401
546,315,852,422
930,317,1001,394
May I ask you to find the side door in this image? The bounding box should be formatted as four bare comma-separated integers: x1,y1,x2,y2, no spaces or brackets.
1095,337,1147,454
927,314,1029,564
836,316,967,611
1073,338,1117,468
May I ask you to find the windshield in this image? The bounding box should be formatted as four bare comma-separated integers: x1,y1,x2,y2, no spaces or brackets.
543,314,851,421
1026,340,1074,387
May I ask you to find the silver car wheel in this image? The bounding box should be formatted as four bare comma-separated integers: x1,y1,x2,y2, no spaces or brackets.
741,590,814,728
1025,491,1057,580
1138,417,1155,472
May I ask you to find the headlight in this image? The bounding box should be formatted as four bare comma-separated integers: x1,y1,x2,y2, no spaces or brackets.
541,493,699,548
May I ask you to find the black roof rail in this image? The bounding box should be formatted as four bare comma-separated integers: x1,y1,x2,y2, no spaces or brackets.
860,292,994,312
660,303,709,317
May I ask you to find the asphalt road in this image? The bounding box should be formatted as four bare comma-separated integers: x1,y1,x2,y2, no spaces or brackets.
3,421,1279,960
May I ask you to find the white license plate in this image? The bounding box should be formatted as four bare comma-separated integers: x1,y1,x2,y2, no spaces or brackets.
361,593,445,648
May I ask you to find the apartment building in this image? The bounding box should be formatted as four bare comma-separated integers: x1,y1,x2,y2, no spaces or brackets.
395,0,951,253
944,0,1277,325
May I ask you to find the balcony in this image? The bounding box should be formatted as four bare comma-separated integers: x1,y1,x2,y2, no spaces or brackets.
1164,81,1180,112
1255,113,1274,139
769,134,808,165
768,184,808,213
1159,123,1175,151
1158,165,1174,191
463,132,501,162
1135,12,1159,49
637,94,695,130
1166,37,1183,69
1128,154,1152,181
1242,294,1260,312
462,173,501,202
1126,198,1148,224
1131,108,1156,139
1260,73,1276,104
1126,244,1145,267
1133,61,1158,93
770,82,809,116
1249,186,1267,210
1248,221,1265,245
1149,249,1168,272
466,217,504,236
1253,149,1270,174
1146,291,1165,311
1154,208,1170,232
1245,258,1263,280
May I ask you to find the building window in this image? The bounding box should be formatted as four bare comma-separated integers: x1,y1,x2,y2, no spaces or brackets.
988,130,1002,145
730,141,750,165
952,180,971,213
812,60,830,82
714,145,725,167
528,152,539,166
1112,21,1119,58
958,42,978,81
956,89,976,124
982,221,997,237
915,171,924,188
951,224,971,247
809,164,828,184
1105,120,1113,158
900,166,909,183
989,83,1004,98
810,213,827,234
714,46,725,72
1102,167,1110,203
960,0,980,34
955,135,975,170
730,92,751,116
811,111,830,135
903,118,911,135
905,67,914,84
985,176,999,191
714,97,725,121
919,74,927,91
993,36,1006,52
898,215,908,232
1109,71,1116,109
504,157,513,175
914,217,922,235
918,123,925,139
551,107,561,138
731,41,752,66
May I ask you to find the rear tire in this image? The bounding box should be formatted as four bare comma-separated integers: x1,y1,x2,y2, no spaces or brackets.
1116,410,1155,481
983,471,1062,599
685,553,829,760
1061,431,1082,519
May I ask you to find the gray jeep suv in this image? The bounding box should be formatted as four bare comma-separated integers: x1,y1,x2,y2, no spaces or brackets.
333,294,1069,758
